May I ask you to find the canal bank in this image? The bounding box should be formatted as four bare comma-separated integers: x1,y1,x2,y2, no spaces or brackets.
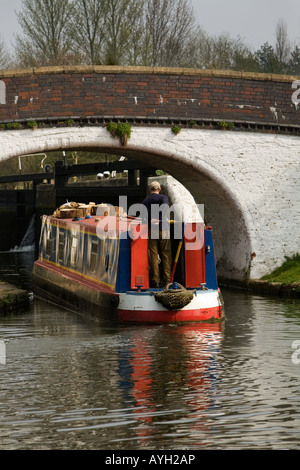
221,254,300,299
248,254,300,298
219,278,300,299
247,279,300,298
0,281,29,314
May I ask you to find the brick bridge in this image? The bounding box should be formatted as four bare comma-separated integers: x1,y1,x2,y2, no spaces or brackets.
0,66,299,283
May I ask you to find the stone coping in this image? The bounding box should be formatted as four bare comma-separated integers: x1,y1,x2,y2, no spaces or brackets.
247,279,300,298
0,65,299,83
0,281,29,314
220,278,300,299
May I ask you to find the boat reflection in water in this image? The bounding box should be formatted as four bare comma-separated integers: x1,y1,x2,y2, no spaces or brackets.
117,321,223,444
3,288,300,450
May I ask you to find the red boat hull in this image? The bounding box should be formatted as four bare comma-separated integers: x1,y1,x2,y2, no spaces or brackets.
33,260,224,324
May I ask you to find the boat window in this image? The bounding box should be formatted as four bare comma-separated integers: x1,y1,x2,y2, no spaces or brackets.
46,227,52,257
90,240,98,273
105,253,110,272
58,230,65,263
70,235,78,267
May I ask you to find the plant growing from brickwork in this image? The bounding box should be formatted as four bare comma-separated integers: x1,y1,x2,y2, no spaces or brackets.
27,120,38,130
217,121,234,130
6,122,21,130
115,123,132,146
106,122,132,146
57,120,74,127
106,121,118,137
171,125,181,135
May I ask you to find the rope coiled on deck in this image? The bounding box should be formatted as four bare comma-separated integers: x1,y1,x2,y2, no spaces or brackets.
154,283,194,311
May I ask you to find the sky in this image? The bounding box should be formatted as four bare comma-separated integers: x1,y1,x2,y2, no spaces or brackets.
0,0,300,52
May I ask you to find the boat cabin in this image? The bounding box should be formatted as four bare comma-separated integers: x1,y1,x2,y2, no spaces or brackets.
38,208,218,295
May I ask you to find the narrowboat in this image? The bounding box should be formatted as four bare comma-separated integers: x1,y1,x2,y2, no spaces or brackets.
33,202,224,323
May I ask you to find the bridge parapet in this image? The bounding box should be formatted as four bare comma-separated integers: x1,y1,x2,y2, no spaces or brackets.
0,66,299,131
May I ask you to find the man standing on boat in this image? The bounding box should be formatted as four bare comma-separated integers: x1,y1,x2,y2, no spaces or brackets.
142,181,172,288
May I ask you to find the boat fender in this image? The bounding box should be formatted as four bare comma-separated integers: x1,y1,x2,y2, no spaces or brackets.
154,283,194,311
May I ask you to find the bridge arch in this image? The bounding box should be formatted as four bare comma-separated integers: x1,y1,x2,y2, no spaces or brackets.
2,124,297,283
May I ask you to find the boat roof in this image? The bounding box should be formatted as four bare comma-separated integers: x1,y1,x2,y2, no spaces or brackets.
47,214,142,238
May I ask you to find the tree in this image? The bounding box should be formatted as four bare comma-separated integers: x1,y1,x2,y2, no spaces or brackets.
275,19,291,72
255,42,280,73
231,36,260,72
141,0,197,67
104,0,140,65
191,31,259,72
69,0,108,65
0,37,12,69
66,0,146,66
15,0,76,66
11,0,298,74
121,0,146,66
288,45,300,75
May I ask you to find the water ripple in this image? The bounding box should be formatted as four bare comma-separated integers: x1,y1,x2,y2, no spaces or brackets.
0,287,300,449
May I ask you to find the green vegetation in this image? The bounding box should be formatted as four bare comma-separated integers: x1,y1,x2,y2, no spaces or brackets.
171,125,181,135
261,254,300,284
1,0,298,74
65,119,74,127
1,119,77,131
106,122,132,146
27,120,38,130
106,121,118,137
5,122,21,130
115,123,132,146
217,121,234,130
58,119,74,127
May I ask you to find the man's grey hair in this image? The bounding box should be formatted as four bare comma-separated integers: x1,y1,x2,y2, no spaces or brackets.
149,181,161,191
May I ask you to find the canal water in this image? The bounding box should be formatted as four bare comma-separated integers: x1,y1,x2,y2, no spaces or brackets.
0,250,300,450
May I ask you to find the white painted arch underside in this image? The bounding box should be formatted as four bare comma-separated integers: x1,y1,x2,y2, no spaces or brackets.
0,126,299,281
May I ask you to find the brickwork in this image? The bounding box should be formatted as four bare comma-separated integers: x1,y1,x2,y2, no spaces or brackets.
0,66,299,126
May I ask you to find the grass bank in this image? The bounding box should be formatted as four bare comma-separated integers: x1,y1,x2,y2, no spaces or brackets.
248,254,300,298
261,254,300,284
